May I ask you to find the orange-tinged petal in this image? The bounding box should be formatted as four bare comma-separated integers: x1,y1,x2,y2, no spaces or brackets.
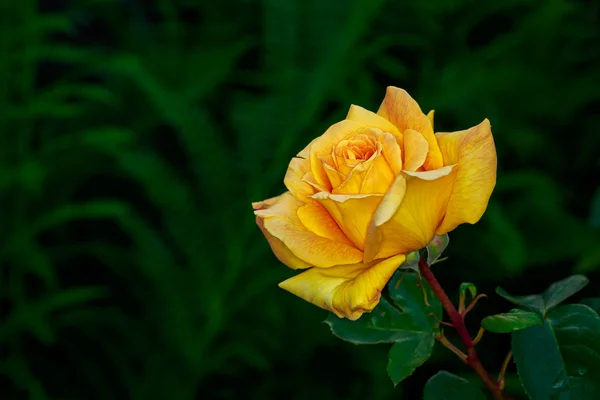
253,197,311,270
310,120,365,191
312,192,383,250
435,119,497,234
346,105,402,138
403,129,429,171
371,166,456,259
297,202,353,245
377,87,443,170
284,157,315,201
255,192,363,268
278,254,406,320
380,132,403,174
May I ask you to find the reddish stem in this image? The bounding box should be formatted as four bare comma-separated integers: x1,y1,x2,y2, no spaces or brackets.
418,258,507,400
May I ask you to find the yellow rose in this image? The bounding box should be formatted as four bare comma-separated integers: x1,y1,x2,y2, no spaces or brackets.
253,87,496,320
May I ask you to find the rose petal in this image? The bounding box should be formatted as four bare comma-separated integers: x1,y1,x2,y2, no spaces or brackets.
403,129,429,171
278,254,406,320
253,196,311,270
369,166,456,259
363,175,407,263
427,110,435,129
380,132,403,174
322,162,345,188
346,104,402,138
284,157,315,201
377,87,443,170
310,120,365,191
435,119,497,234
312,192,384,250
297,202,353,245
333,151,394,195
255,193,363,268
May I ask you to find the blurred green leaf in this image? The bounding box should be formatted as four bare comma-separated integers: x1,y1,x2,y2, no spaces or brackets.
482,309,543,333
544,275,589,311
423,371,485,400
512,304,600,400
497,274,589,316
580,298,600,315
496,287,545,314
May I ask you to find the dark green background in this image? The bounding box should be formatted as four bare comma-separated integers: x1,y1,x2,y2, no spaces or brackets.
2,0,600,399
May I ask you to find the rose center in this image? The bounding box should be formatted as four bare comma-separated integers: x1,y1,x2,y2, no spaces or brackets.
339,134,378,162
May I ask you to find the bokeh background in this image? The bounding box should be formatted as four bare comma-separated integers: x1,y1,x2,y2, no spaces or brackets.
2,0,600,399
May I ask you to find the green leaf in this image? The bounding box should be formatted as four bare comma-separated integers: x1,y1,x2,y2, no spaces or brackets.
387,333,434,385
496,274,589,315
427,234,449,265
423,371,486,400
496,287,545,314
387,271,442,334
481,309,543,333
512,304,600,400
543,275,589,312
325,298,419,345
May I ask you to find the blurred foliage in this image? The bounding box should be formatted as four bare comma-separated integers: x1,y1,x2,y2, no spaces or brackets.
0,0,599,399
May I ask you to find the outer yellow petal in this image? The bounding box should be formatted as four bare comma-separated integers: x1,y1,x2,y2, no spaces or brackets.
435,119,497,234
284,157,315,201
278,254,406,320
254,193,363,268
403,129,429,171
310,120,366,191
371,166,456,259
346,105,402,138
253,197,311,270
377,87,443,170
312,192,383,250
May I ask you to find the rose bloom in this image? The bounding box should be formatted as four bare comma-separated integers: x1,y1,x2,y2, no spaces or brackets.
253,87,496,320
